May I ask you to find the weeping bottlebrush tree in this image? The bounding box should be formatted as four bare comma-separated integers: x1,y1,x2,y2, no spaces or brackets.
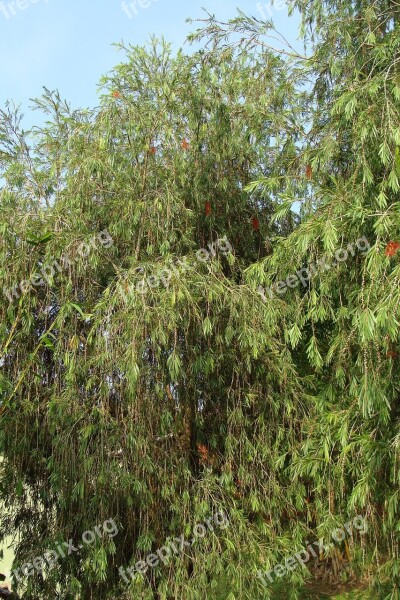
0,38,308,600
207,0,399,598
1,1,399,599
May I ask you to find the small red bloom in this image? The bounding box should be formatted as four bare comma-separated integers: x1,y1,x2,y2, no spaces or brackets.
306,164,313,180
197,443,209,464
385,241,400,257
150,145,157,155
252,216,260,231
181,138,190,151
205,201,211,216
112,91,121,98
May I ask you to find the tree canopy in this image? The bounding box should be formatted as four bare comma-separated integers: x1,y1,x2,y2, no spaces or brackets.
0,1,399,598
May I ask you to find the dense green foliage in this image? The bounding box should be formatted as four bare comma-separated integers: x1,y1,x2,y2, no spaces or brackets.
0,0,399,598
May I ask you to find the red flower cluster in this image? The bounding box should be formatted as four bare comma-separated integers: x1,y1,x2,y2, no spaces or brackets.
252,216,260,231
197,443,209,464
385,241,400,257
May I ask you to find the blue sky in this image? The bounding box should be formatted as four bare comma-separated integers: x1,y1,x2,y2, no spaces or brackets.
0,0,301,128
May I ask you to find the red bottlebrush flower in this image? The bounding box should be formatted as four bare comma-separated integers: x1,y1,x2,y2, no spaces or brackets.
385,241,400,257
306,164,313,179
205,201,212,216
150,145,157,155
112,91,121,98
252,216,260,231
197,443,209,464
181,138,190,151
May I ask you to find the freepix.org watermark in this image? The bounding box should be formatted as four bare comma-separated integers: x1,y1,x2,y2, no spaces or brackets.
11,518,118,583
256,0,287,19
257,515,367,587
121,0,158,19
118,510,230,585
257,236,370,302
120,237,233,300
0,0,50,19
2,229,113,304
